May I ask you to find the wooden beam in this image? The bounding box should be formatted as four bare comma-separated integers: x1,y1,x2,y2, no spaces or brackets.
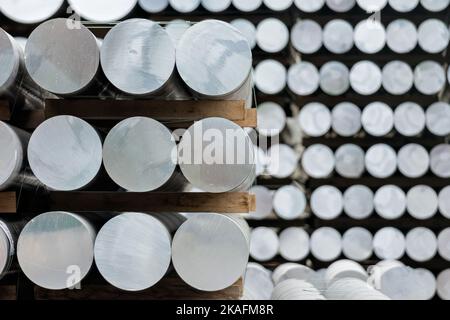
0,285,17,300
48,192,256,213
0,192,16,213
0,100,11,121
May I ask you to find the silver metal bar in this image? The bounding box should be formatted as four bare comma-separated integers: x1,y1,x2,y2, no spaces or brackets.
232,0,262,12
343,185,374,219
230,19,256,50
414,61,446,95
421,0,450,12
362,102,394,137
278,227,310,262
326,278,389,300
430,144,450,178
138,0,169,13
342,227,373,261
169,0,200,12
311,185,343,220
418,19,449,54
294,0,325,11
389,0,419,12
201,0,231,12
405,227,437,262
374,185,406,219
250,227,279,262
301,144,335,179
397,144,430,178
0,219,24,279
350,61,382,95
356,0,387,11
326,0,356,12
386,19,417,54
256,18,289,53
273,185,307,220
438,228,450,261
320,61,350,96
394,102,425,137
365,143,397,178
242,263,273,300
382,61,414,95
310,227,342,262
67,0,137,22
335,144,365,178
323,19,354,54
256,59,287,95
425,102,450,136
0,0,64,24
298,102,331,137
257,102,286,137
325,260,368,286
291,19,322,54
437,269,450,300
248,185,273,220
332,102,362,137
287,61,319,96
267,144,299,179
373,227,405,260
439,186,450,219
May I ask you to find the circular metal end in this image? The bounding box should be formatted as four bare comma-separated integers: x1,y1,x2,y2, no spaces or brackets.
298,102,331,137
264,0,293,10
0,224,12,276
332,102,362,137
344,185,374,219
139,0,169,12
287,61,319,96
426,102,450,136
25,18,99,95
374,185,406,219
169,0,200,12
291,20,322,54
243,263,273,300
0,122,24,190
323,19,354,54
382,61,413,95
0,0,63,24
350,61,382,95
326,0,356,11
343,227,373,261
414,61,446,95
279,228,309,261
354,20,386,54
230,19,256,49
437,269,450,300
365,144,397,178
295,0,325,11
17,212,95,290
418,19,449,53
357,0,387,11
397,144,430,178
249,185,273,220
68,0,137,22
28,116,102,191
94,213,171,291
267,144,298,178
414,268,437,300
421,0,450,12
255,59,287,94
104,117,176,192
430,144,450,178
250,227,279,262
302,144,335,179
362,102,394,137
439,186,450,219
325,259,368,286
320,61,350,96
257,102,286,137
273,185,306,220
177,20,252,97
335,144,365,178
310,227,342,262
389,0,419,11
407,185,438,220
394,102,425,137
373,227,405,260
386,19,417,53
438,228,450,261
272,263,299,284
101,19,175,95
201,0,231,11
232,0,262,11
405,227,437,262
0,29,21,92
311,185,343,220
256,18,289,53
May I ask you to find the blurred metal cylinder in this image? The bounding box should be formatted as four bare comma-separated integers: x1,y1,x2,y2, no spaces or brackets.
331,102,362,137
326,0,356,11
0,220,23,279
273,185,307,220
382,61,413,95
172,213,250,291
295,0,325,11
437,269,450,300
302,144,335,179
342,227,373,261
276,264,325,290
389,0,419,11
414,268,437,300
256,18,289,53
311,185,343,220
325,260,368,286
426,102,450,136
357,0,387,10
405,227,437,262
368,260,404,291
232,0,262,11
326,278,389,300
272,279,326,300
249,185,273,220
264,0,293,10
202,0,231,11
373,227,405,260
272,263,299,284
350,61,382,95
169,0,200,12
257,102,287,137
394,102,425,137
17,211,96,290
365,144,397,178
320,61,350,96
279,227,310,261
430,144,450,178
397,143,429,178
254,146,268,177
165,20,191,47
255,60,287,95
421,0,450,12
323,19,354,54
414,61,446,95
418,19,449,53
266,144,299,179
242,263,273,300
354,20,386,54
231,19,257,49
335,144,365,178
406,185,438,220
68,0,137,22
28,116,102,191
343,185,374,219
250,227,279,262
291,19,322,54
374,185,406,219
139,0,169,12
298,102,331,137
439,186,450,219
386,19,417,54
438,228,450,261
287,61,320,96
362,102,394,137
310,227,342,262
0,0,63,24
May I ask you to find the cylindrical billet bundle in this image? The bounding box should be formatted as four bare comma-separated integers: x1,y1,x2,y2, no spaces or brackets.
310,227,342,262
255,59,287,95
326,278,389,300
414,61,446,95
335,144,365,178
331,102,362,137
0,0,64,24
264,0,293,10
301,144,335,179
319,61,350,96
138,0,169,13
232,0,262,11
437,269,450,300
357,0,387,10
248,185,273,220
276,264,326,291
397,144,429,178
438,229,450,261
368,260,404,290
94,212,184,291
68,0,137,22
439,186,450,219
350,61,382,95
354,20,386,54
430,144,450,178
418,19,449,54
201,0,231,12
178,117,255,193
272,263,298,284
298,102,331,137
256,18,289,53
389,0,419,11
279,228,310,261
343,185,374,219
325,260,368,286
272,279,326,300
169,0,200,12
361,102,394,137
374,185,406,219
291,20,322,54
257,102,287,137
295,0,325,11
287,62,320,96
421,0,450,11
250,227,279,262
17,212,96,290
230,19,256,49
103,117,181,192
165,20,190,47
326,0,356,11
426,102,450,137
28,116,102,191
242,263,273,300
373,227,405,260
405,227,437,262
386,19,418,54
382,61,414,95
406,185,438,220
172,213,249,291
0,220,23,278
266,144,299,179
323,20,354,54
342,227,373,261
176,20,252,101
311,185,343,220
100,19,176,97
365,144,397,178
394,102,425,137
273,185,307,220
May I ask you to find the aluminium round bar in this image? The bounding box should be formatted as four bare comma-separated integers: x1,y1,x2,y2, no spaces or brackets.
298,102,331,137
374,185,406,219
426,102,450,136
326,278,389,300
320,61,350,96
257,102,287,137
394,102,425,137
310,227,342,262
438,228,450,261
389,0,419,11
266,144,298,179
294,0,325,11
272,263,299,284
165,20,191,47
354,20,386,54
405,227,437,262
414,269,437,300
311,185,343,220
68,0,137,22
276,265,325,290
357,0,387,11
138,0,168,12
421,0,450,11
243,263,273,300
368,259,404,290
373,227,405,260
249,186,273,220
256,18,289,53
406,185,438,220
437,269,450,300
250,227,279,262
418,19,449,54
323,19,354,54
172,213,250,292
272,279,325,300
382,61,414,95
335,144,365,178
361,102,394,137
0,220,22,279
230,19,256,49
350,61,382,95
342,227,373,261
201,0,231,11
374,265,424,300
273,185,307,220
325,260,368,286
255,60,287,95
439,186,450,219
169,0,200,12
343,185,374,219
14,37,27,51
386,19,418,54
0,0,63,24
287,62,320,96
232,0,262,11
430,144,450,178
365,144,397,178
17,211,96,290
291,20,322,54
301,144,335,179
0,29,21,93
264,0,293,10
28,116,102,191
331,102,362,137
414,61,446,95
326,0,356,11
279,227,310,262
397,144,430,178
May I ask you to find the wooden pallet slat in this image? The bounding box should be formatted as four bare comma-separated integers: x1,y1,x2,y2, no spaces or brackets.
0,192,16,213
0,100,11,121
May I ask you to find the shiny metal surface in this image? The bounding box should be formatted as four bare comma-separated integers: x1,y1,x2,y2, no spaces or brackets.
266,144,298,178
275,264,323,288
288,61,319,96
418,19,449,53
426,102,450,136
28,116,102,191
291,20,322,54
311,185,343,220
430,144,450,178
298,102,331,137
335,144,365,178
343,185,374,219
310,227,342,262
414,268,437,300
0,0,63,24
232,0,262,11
0,220,16,277
94,213,172,291
320,61,350,96
438,228,450,261
256,18,289,53
264,0,293,10
421,0,450,11
17,212,96,290
439,186,450,219
323,19,354,54
382,61,413,95
350,61,382,95
357,0,387,10
354,20,386,54
68,0,137,22
202,0,231,11
406,186,438,220
414,61,446,95
386,19,418,53
342,227,373,261
389,0,419,11
250,227,279,262
243,263,273,300
325,260,368,286
272,263,299,284
294,0,325,11
437,269,450,300
375,265,424,300
394,102,425,137
249,186,273,220
273,185,307,220
331,102,362,137
397,144,430,178
326,278,389,300
368,260,404,291
177,20,252,98
279,228,310,261
405,227,437,262
326,0,356,11
14,37,27,51
101,19,175,96
365,144,397,178
301,144,335,179
169,0,200,12
374,185,406,219
230,19,256,49
0,28,21,93
272,279,325,300
172,213,249,291
373,227,405,260
178,118,254,193
138,0,168,12
257,102,286,137
362,102,394,137
165,20,191,47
